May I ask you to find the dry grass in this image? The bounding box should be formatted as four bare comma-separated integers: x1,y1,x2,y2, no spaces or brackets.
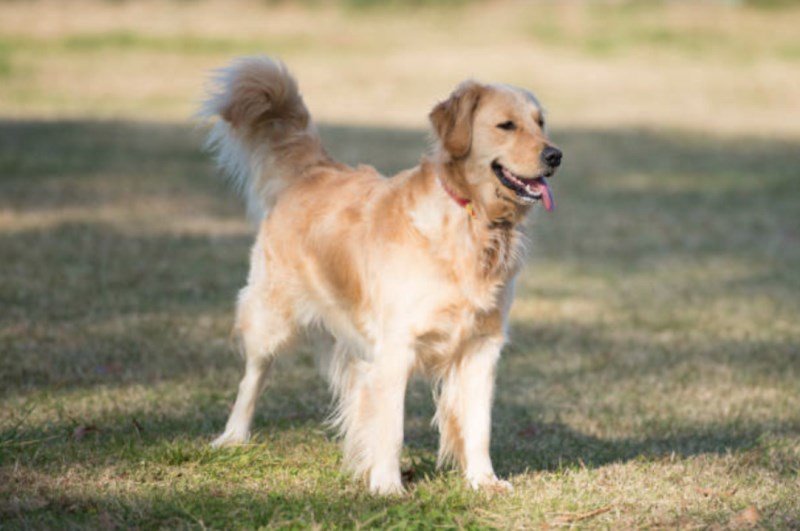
1,1,799,528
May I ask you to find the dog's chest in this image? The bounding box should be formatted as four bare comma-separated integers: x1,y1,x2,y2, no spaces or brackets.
412,298,502,373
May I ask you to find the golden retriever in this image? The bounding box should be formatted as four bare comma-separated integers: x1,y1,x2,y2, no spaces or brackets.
201,57,562,494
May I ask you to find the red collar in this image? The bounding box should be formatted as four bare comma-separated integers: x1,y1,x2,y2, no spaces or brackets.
440,180,476,218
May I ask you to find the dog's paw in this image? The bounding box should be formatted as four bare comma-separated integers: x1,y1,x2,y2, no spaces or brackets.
469,474,513,493
368,471,406,496
210,429,249,449
369,481,406,496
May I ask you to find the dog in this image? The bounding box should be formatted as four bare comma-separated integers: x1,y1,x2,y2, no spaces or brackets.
201,57,562,494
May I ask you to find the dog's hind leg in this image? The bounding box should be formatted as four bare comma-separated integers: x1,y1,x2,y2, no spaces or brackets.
211,284,294,448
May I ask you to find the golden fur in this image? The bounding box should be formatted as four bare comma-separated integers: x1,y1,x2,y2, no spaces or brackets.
202,57,562,494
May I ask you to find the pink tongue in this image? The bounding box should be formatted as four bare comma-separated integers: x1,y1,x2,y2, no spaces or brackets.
541,179,555,212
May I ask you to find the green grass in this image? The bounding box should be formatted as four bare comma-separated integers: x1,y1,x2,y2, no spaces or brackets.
1,119,798,528
526,2,800,61
0,33,313,56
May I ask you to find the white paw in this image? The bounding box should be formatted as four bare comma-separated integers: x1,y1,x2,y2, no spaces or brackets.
469,474,513,493
369,481,406,496
369,470,406,496
210,429,249,448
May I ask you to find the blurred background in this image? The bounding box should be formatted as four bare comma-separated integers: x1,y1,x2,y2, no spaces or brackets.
1,0,798,136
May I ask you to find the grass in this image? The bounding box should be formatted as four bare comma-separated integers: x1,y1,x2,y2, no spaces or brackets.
525,1,800,61
1,0,800,528
1,1,800,135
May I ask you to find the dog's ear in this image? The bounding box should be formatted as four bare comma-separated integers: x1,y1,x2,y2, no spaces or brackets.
429,81,484,159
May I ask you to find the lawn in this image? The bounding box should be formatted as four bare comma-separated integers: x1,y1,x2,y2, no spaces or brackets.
1,1,799,528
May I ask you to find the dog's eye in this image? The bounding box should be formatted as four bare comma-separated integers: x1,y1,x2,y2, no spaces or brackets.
496,121,516,131
537,118,545,129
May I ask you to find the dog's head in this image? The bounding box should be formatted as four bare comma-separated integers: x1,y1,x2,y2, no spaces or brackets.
430,82,562,216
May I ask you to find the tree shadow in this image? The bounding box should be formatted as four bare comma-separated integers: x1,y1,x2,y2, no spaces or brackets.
488,399,800,475
2,472,492,529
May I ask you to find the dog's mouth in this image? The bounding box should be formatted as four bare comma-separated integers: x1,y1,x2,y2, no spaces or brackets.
491,160,555,211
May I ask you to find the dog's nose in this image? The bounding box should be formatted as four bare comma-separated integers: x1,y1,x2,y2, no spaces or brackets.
541,145,562,168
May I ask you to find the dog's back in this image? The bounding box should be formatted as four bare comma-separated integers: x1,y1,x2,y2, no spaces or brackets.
202,58,447,336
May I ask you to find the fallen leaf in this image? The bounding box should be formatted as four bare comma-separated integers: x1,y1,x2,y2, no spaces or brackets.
729,505,759,528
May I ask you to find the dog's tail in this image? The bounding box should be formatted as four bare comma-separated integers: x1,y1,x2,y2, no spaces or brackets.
201,56,332,219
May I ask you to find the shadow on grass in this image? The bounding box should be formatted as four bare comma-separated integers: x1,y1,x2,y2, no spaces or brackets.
3,470,488,529
2,119,799,517
491,417,799,476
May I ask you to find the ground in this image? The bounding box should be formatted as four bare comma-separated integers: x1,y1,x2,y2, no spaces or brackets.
1,1,799,528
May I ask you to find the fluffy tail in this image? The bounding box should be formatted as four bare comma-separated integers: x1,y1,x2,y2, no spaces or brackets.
201,56,332,219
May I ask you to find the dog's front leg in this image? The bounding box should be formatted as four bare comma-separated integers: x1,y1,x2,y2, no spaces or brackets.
437,336,512,492
367,346,414,495
339,343,413,495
